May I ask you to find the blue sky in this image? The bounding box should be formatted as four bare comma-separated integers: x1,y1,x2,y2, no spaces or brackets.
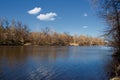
0,0,106,37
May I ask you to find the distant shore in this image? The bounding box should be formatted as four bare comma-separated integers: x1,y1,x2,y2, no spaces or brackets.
0,19,106,47
0,43,107,47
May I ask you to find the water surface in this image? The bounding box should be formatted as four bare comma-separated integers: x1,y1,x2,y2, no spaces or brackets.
0,46,113,80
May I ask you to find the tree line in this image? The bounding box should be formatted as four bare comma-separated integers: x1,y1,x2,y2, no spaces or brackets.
0,19,29,45
0,19,105,46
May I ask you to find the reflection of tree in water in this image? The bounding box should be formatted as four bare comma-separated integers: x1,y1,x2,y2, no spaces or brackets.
0,46,70,66
28,46,70,61
0,46,71,80
105,51,120,79
0,46,29,66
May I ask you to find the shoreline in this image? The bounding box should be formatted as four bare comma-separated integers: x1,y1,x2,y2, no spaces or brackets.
0,45,109,47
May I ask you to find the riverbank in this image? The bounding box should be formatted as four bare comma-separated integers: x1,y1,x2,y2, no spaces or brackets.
0,19,106,47
0,43,106,47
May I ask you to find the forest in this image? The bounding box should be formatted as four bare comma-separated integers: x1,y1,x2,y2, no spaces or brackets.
0,19,105,46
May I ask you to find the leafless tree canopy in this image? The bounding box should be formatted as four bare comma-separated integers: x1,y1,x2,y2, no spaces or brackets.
91,0,120,55
0,19,105,46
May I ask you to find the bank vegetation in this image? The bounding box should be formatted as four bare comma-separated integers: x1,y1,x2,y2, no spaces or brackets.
0,19,105,46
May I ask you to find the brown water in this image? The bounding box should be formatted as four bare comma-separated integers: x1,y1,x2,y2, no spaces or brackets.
0,46,113,80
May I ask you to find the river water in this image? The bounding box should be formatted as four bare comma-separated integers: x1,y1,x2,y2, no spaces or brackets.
0,46,113,80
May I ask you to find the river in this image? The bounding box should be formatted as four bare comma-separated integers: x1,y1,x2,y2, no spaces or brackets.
0,46,113,80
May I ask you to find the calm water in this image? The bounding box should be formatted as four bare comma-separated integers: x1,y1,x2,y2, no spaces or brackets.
0,46,113,80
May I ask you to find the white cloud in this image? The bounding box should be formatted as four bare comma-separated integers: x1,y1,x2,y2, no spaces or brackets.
82,26,88,28
83,13,88,17
37,12,57,21
28,7,41,15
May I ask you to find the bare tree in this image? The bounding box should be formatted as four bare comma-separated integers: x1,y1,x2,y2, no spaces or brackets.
92,0,120,55
0,18,105,46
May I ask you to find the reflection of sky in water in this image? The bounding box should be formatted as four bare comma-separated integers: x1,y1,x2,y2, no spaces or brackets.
0,46,113,80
